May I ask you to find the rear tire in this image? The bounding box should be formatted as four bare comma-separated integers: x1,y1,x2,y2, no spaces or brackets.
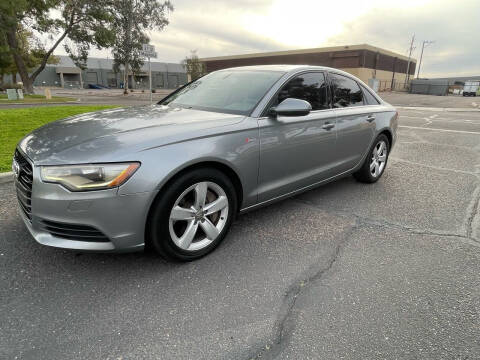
147,168,237,261
353,134,390,183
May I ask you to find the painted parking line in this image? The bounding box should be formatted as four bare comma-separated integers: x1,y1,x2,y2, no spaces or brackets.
399,125,480,135
401,115,480,124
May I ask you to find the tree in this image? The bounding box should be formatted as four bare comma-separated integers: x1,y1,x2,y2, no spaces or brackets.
0,0,115,93
182,50,206,81
111,0,173,94
0,26,59,84
0,32,13,84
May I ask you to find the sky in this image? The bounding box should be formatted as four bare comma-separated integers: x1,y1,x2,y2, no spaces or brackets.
63,0,480,78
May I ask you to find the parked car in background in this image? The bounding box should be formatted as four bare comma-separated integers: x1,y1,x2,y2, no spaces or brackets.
463,80,480,96
13,65,397,261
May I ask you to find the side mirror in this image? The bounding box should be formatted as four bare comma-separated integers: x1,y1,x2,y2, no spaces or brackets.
270,98,312,117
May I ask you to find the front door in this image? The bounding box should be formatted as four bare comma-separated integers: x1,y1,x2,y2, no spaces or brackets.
257,72,338,202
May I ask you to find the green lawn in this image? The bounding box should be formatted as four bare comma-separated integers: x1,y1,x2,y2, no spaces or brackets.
0,94,76,103
0,105,119,172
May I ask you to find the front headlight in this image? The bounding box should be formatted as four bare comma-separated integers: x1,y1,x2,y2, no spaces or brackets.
41,162,140,191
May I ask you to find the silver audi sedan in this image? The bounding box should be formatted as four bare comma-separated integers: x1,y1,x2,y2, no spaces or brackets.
13,65,397,261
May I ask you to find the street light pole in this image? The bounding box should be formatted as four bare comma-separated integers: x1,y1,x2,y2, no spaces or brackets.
416,40,435,79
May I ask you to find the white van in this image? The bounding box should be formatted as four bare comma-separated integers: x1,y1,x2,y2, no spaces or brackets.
463,80,480,96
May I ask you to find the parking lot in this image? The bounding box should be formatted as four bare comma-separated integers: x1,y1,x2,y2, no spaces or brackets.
1,108,479,359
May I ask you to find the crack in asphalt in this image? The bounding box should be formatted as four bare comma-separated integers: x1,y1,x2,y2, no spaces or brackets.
245,219,360,360
244,149,480,359
295,198,480,247
466,186,480,239
244,192,480,360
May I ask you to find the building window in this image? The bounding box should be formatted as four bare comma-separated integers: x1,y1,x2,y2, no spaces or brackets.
107,72,117,88
155,74,164,88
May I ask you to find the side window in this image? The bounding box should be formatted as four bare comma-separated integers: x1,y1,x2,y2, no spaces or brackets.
276,72,329,110
362,86,380,105
330,73,364,108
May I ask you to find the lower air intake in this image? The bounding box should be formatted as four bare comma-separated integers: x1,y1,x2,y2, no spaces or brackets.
40,219,110,243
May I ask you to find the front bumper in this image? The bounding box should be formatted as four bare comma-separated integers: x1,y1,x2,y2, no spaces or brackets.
15,154,155,252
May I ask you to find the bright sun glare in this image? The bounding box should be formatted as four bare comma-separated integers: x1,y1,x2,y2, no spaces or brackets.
243,0,434,48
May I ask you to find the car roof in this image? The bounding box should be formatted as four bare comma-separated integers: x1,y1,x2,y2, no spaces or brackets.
218,64,336,73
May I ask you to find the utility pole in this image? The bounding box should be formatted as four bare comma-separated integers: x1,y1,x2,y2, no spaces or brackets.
141,44,156,105
416,40,435,79
148,55,152,105
404,34,415,88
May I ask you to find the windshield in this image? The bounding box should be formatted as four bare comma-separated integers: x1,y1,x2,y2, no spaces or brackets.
162,70,284,115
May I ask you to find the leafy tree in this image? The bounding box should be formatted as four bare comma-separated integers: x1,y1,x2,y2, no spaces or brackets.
0,33,13,84
0,0,115,93
182,50,206,81
111,0,173,94
0,26,59,84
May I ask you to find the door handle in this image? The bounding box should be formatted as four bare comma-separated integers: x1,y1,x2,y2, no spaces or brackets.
367,115,376,122
322,123,335,130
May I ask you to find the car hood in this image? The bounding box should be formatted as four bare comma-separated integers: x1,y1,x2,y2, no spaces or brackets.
18,105,246,164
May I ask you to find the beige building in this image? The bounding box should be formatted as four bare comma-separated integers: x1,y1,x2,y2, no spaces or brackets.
201,44,416,90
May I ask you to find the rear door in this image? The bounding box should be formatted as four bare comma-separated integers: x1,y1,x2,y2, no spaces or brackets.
257,71,338,202
329,73,377,172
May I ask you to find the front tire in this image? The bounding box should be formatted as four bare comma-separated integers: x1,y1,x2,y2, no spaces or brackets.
353,134,390,183
148,168,237,261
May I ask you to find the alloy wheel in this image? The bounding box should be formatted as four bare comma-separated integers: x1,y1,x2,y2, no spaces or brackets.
370,140,387,178
168,181,229,251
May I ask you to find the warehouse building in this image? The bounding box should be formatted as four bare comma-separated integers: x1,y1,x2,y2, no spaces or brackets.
201,44,416,91
5,55,187,90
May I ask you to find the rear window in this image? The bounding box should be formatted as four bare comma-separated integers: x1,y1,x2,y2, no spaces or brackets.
330,73,364,108
362,86,380,105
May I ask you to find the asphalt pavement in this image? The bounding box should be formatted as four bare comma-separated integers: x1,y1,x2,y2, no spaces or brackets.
1,108,479,359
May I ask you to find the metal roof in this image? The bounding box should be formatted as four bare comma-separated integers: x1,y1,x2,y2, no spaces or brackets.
218,64,308,72
200,44,415,63
50,55,185,73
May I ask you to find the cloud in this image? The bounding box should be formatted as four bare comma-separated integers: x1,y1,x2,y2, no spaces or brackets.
324,0,480,77
65,0,480,77
147,0,288,61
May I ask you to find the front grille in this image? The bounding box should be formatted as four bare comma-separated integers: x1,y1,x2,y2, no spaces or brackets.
14,150,33,221
40,219,110,242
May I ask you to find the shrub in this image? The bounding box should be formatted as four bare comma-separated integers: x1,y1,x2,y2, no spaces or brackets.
0,83,23,92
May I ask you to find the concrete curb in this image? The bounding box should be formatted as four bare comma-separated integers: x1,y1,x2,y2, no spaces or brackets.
0,172,14,184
